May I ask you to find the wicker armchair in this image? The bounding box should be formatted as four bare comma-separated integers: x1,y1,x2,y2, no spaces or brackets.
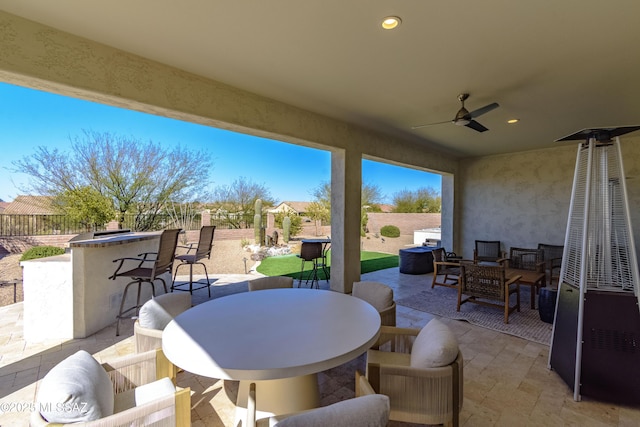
364,323,463,426
473,240,505,263
498,247,546,309
248,275,294,291
247,372,389,427
458,261,521,323
31,349,190,427
538,243,564,286
432,247,462,289
134,292,192,354
352,281,396,327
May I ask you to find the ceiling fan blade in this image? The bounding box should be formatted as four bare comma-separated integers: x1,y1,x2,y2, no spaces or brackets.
465,120,489,132
469,102,499,118
411,120,452,130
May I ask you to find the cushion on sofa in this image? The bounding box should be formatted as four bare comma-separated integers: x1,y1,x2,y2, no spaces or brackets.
273,394,389,427
37,350,114,423
138,292,192,329
352,281,394,311
410,318,459,368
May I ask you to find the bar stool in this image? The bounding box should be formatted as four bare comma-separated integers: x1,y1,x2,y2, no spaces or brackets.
172,225,215,296
297,241,323,289
109,229,181,335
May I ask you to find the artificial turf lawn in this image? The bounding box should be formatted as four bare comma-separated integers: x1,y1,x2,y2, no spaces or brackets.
255,250,399,281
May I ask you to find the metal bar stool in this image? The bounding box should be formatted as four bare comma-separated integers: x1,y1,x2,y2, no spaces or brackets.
297,241,323,289
172,225,215,297
109,229,181,335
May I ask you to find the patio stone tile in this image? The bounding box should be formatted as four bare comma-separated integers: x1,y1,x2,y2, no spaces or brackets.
1,269,640,426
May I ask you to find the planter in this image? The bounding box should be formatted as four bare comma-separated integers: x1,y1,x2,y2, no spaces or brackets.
538,287,558,324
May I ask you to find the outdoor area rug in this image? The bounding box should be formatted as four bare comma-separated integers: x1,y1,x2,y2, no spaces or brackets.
397,285,552,345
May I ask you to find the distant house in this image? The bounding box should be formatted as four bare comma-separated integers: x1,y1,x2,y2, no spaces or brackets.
0,201,9,213
2,195,56,215
268,201,312,216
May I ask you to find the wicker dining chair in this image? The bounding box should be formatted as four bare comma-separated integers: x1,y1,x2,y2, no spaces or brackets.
31,349,190,427
473,240,505,263
538,243,564,286
364,321,463,426
172,225,216,296
457,261,521,324
352,281,396,327
248,275,294,291
109,229,181,335
431,247,462,289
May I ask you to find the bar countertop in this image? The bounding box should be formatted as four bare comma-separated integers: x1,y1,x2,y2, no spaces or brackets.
68,231,162,248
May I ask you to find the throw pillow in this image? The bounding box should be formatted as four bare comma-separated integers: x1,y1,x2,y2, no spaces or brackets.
274,394,389,427
410,318,459,368
37,350,114,423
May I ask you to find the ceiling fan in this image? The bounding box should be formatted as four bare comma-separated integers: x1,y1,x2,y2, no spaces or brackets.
412,93,500,133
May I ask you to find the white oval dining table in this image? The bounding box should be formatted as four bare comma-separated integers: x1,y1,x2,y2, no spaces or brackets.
162,288,381,420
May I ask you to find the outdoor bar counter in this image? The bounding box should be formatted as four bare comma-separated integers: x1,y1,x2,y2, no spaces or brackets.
21,231,168,342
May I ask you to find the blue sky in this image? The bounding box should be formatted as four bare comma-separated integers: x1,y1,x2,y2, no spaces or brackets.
0,82,440,204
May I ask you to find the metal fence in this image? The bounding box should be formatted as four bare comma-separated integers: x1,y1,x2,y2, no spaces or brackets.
0,213,263,236
0,214,107,236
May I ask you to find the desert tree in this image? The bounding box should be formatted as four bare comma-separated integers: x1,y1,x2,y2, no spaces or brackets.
311,181,385,234
391,186,441,213
54,186,116,231
210,177,275,228
12,130,213,230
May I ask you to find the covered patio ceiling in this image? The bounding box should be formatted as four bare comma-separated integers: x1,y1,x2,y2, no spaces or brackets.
1,1,639,158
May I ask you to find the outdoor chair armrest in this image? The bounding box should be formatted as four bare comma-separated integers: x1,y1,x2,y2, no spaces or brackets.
109,254,158,279
377,326,420,353
435,261,462,267
176,242,197,253
505,275,522,287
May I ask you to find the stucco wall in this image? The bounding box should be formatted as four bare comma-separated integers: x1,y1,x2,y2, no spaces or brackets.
458,136,640,260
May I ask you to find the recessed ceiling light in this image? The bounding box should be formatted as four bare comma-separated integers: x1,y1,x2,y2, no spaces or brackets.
507,119,520,124
382,16,401,30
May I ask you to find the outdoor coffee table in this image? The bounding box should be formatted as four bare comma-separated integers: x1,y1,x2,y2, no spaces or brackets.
162,288,381,421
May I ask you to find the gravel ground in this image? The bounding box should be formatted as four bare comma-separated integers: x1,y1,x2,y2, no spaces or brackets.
0,234,414,307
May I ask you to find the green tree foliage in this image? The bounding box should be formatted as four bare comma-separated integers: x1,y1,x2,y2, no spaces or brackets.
210,177,275,229
380,225,401,238
274,212,303,237
311,181,385,234
391,186,441,213
13,130,213,231
54,186,115,231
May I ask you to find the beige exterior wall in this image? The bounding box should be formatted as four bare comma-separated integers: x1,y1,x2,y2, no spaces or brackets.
458,137,640,260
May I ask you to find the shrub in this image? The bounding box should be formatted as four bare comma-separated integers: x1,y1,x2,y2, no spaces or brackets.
380,225,400,238
20,246,66,261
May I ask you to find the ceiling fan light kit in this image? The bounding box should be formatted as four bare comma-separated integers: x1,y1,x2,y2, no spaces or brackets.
412,93,499,132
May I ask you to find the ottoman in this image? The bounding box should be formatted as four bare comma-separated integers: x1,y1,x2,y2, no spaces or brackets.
399,247,434,275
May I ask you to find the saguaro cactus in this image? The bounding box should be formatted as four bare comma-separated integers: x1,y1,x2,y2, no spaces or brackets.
283,215,291,243
254,199,263,245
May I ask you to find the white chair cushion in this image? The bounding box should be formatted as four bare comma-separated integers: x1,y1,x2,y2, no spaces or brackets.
410,318,459,368
273,394,390,427
134,377,176,406
352,281,394,311
37,350,114,423
138,292,192,330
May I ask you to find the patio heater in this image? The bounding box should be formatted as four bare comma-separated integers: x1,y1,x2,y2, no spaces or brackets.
549,126,640,404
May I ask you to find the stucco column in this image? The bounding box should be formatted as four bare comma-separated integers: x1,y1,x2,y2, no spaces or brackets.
330,149,362,294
